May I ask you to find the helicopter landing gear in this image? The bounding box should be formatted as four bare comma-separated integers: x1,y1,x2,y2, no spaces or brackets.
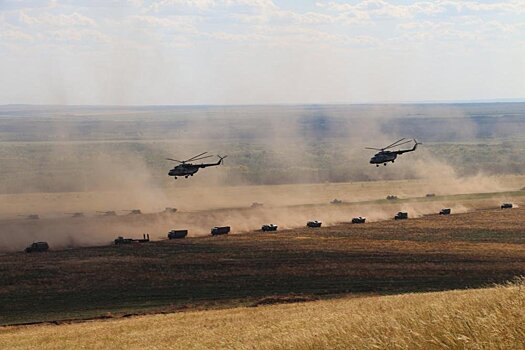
174,177,177,179
185,175,189,178
383,163,387,166
376,164,380,167
392,160,395,163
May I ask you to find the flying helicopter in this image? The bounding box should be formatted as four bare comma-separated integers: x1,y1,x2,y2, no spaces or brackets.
167,152,227,179
367,138,420,167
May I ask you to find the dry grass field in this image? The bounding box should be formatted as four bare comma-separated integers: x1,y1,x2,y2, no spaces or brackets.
1,279,524,350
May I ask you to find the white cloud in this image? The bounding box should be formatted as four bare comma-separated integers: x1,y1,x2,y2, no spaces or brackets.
130,15,198,32
47,28,109,42
0,28,34,41
19,12,97,27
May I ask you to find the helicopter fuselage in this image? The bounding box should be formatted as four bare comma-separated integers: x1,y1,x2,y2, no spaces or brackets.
168,164,200,177
370,151,397,165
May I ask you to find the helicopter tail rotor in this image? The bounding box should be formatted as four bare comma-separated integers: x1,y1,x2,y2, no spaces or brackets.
218,155,228,164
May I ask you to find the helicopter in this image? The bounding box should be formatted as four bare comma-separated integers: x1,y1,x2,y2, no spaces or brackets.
167,152,227,179
367,138,420,167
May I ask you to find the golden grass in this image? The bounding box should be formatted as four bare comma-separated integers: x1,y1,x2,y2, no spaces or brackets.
2,280,524,350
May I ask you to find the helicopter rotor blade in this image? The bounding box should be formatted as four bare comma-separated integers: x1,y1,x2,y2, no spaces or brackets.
189,155,215,162
186,152,208,162
365,147,382,151
166,158,183,163
383,138,406,150
385,139,413,149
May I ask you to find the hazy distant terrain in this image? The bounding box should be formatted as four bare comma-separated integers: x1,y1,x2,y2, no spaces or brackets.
0,103,524,193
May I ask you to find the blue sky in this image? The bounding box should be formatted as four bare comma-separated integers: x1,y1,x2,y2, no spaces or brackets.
0,0,524,105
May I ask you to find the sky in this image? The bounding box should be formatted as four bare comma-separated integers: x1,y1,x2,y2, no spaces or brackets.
0,0,524,105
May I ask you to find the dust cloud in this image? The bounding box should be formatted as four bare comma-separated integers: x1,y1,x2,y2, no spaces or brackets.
1,105,524,251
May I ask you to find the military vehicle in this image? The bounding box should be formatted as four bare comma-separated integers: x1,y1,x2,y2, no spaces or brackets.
394,212,408,220
307,220,322,228
167,152,227,179
114,234,150,245
501,203,513,209
66,212,84,218
386,195,398,200
25,242,49,253
125,209,142,215
167,229,188,239
261,224,278,232
367,138,421,167
250,202,264,208
97,211,117,216
439,208,451,215
19,214,39,220
351,217,366,224
164,207,178,213
426,193,436,197
211,226,230,235
330,199,343,204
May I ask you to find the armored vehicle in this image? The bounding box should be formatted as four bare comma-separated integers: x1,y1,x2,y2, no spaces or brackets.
251,202,264,208
19,214,40,220
307,220,322,228
386,195,398,200
394,212,408,220
126,209,142,215
97,211,117,216
66,212,84,218
426,193,436,197
168,229,188,239
164,207,178,213
211,226,230,235
330,199,343,205
25,242,49,253
261,224,278,232
501,203,513,209
439,208,451,215
352,217,366,224
114,234,150,245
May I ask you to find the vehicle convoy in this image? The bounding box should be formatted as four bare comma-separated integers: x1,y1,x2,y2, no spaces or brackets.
352,217,366,224
25,242,49,253
167,152,227,179
211,226,230,235
114,234,150,245
367,138,420,167
261,224,278,232
168,229,188,239
307,220,322,228
394,212,408,220
501,203,513,209
439,208,451,215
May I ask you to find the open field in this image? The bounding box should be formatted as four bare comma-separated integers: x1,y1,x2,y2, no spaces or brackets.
1,279,524,349
1,174,525,251
1,206,525,325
